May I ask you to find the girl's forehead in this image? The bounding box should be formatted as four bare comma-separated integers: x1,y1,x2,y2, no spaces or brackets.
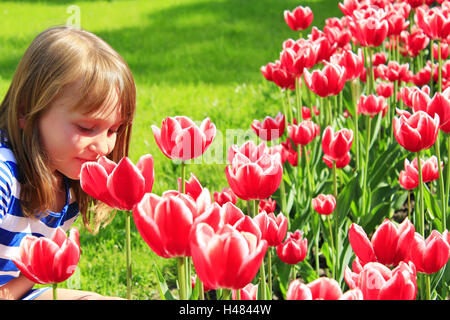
62,80,123,122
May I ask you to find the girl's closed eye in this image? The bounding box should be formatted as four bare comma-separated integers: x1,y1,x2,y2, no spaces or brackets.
76,124,95,133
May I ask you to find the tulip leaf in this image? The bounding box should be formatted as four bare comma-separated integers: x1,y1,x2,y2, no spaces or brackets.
153,262,176,300
336,172,361,227
422,183,442,230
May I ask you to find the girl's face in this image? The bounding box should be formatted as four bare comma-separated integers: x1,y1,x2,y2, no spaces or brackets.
37,81,122,181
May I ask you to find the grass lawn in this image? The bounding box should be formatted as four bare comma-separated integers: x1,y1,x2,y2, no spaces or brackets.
0,0,342,299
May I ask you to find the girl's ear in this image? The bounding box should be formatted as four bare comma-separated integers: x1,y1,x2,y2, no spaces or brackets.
18,107,26,129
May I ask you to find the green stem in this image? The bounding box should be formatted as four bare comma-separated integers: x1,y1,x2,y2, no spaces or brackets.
426,275,431,300
125,210,132,300
417,151,425,237
435,132,446,232
362,116,372,216
296,75,302,121
430,39,434,96
52,283,57,300
177,257,187,300
222,289,231,300
327,215,336,279
259,257,267,300
408,190,411,221
267,248,272,300
445,135,450,230
368,47,375,94
279,178,289,227
351,80,361,171
287,90,294,125
438,40,442,93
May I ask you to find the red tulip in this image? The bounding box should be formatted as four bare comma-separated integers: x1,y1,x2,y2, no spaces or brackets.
12,227,80,285
301,106,320,120
415,6,450,41
190,222,268,290
251,112,286,141
312,194,336,216
348,219,416,267
408,230,450,274
279,41,317,76
80,155,154,211
357,94,389,118
348,8,389,47
401,85,430,108
386,10,410,37
393,109,440,153
232,283,258,300
321,126,353,161
378,61,411,83
399,158,420,190
225,141,283,201
281,138,298,167
213,187,237,206
323,152,351,169
152,116,216,161
132,191,199,258
303,62,347,97
260,61,277,82
422,91,450,133
332,48,365,81
258,198,276,213
287,120,318,146
286,278,363,300
344,261,417,300
276,230,308,265
178,173,212,216
406,27,430,57
433,41,450,60
283,5,314,31
376,82,394,98
254,211,288,247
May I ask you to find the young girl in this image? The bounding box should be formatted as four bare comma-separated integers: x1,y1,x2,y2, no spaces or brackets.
0,26,136,299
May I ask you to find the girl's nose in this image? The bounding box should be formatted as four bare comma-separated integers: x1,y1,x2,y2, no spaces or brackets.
89,132,115,157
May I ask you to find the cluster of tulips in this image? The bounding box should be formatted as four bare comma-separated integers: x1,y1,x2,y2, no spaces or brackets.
10,0,450,300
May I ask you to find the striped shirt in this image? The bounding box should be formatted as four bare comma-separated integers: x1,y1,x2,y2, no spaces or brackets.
0,140,80,286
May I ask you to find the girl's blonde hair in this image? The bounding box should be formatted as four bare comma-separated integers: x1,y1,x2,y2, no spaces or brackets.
0,26,136,234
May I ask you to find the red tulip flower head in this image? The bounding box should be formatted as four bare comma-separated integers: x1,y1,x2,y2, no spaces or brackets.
357,94,388,118
332,48,365,81
80,154,155,211
348,8,389,47
232,283,258,300
422,91,450,133
190,222,268,290
287,278,363,300
152,116,216,161
258,198,276,213
12,227,81,284
321,126,353,162
251,112,286,141
276,230,308,265
344,261,417,300
393,109,440,153
213,187,237,206
225,141,283,201
348,219,416,267
323,152,351,169
312,194,336,216
303,62,347,97
415,6,450,41
287,120,318,146
407,230,450,274
253,211,288,247
132,190,199,258
284,5,314,31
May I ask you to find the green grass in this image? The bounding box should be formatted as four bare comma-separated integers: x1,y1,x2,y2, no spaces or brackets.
0,0,342,299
